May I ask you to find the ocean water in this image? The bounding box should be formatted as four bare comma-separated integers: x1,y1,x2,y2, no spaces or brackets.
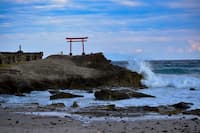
0,60,200,110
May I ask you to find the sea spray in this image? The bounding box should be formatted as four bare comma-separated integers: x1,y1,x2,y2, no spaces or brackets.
127,59,165,88
127,59,200,89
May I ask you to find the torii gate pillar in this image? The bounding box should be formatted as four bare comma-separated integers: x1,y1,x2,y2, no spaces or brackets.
69,40,72,56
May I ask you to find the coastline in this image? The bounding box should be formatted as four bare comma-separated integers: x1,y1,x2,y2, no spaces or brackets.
0,55,200,133
0,106,200,133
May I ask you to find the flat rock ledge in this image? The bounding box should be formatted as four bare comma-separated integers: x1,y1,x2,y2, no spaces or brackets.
74,102,195,117
50,92,83,100
94,89,155,100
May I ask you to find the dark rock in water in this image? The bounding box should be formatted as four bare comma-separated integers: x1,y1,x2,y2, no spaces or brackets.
130,91,155,98
71,101,79,108
50,122,56,125
46,103,65,108
172,102,193,110
143,106,159,112
189,88,196,91
87,90,93,93
50,92,83,100
15,93,25,96
94,89,155,100
183,109,200,116
190,117,199,121
106,104,116,111
48,90,60,95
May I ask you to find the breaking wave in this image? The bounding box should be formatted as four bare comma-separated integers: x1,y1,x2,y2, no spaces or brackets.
127,59,200,89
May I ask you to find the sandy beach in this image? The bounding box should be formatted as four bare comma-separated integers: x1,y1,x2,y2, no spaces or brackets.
0,106,200,133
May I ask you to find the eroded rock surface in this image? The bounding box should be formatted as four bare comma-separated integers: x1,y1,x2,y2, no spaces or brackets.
0,53,145,94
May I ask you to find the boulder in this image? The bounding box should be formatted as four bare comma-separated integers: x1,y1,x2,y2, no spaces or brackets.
71,101,79,108
50,92,83,100
172,102,193,110
94,89,155,100
183,109,200,116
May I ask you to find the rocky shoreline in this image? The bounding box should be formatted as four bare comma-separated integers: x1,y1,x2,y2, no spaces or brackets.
1,109,200,133
0,101,200,133
0,53,145,94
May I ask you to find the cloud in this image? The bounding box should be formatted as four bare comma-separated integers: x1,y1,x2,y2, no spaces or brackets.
135,48,143,53
33,0,83,10
4,0,71,9
52,0,69,4
34,4,65,9
166,0,200,9
111,0,145,7
189,40,200,52
8,0,69,4
11,0,44,4
0,22,13,28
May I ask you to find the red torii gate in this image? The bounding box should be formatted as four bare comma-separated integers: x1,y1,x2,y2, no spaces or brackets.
66,37,88,56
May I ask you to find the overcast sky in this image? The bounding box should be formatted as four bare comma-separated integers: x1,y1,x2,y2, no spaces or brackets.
0,0,200,60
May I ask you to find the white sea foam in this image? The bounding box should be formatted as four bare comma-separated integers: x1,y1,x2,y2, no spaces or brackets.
127,59,200,89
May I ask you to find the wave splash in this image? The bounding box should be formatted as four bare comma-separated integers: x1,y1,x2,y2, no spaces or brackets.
127,59,200,89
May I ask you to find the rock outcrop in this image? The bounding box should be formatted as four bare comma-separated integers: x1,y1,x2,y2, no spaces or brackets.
94,89,155,100
0,53,145,94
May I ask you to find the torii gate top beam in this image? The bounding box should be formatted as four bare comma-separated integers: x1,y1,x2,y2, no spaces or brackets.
66,37,88,40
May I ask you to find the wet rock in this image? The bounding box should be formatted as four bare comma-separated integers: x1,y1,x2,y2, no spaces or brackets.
190,117,199,121
30,103,39,106
87,90,93,93
157,106,180,115
48,90,60,95
106,104,116,111
50,92,83,100
15,93,25,96
143,106,159,112
94,89,155,100
50,122,56,125
71,101,79,108
183,109,200,116
46,103,65,108
172,102,193,110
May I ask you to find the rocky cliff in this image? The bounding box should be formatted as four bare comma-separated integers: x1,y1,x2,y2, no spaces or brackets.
0,53,145,94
